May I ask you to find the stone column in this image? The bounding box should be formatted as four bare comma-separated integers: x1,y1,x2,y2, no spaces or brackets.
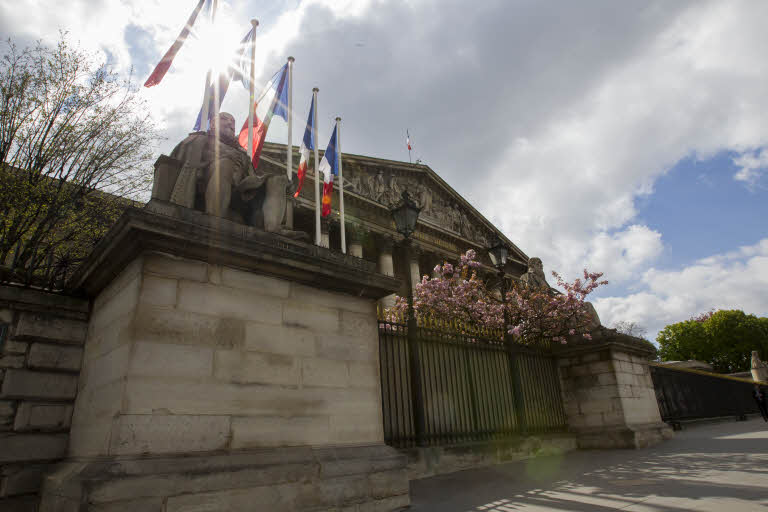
319,217,330,248
284,194,294,230
409,246,422,292
377,235,396,309
554,328,673,449
348,225,364,259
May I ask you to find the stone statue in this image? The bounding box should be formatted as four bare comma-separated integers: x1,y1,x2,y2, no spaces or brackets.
371,169,387,203
520,257,550,290
416,182,432,216
156,112,306,239
752,351,768,382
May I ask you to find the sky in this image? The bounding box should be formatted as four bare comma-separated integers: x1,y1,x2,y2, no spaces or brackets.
2,0,767,341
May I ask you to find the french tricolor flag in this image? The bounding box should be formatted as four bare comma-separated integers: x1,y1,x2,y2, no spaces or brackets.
294,96,315,198
238,64,288,169
318,125,339,217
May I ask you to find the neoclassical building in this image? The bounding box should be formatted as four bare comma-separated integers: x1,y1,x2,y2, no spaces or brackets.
258,142,530,300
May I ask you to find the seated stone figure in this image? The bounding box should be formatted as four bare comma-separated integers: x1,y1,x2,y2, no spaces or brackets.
154,112,306,239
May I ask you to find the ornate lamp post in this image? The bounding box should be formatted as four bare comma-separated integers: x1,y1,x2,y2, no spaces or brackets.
390,190,426,446
488,235,526,432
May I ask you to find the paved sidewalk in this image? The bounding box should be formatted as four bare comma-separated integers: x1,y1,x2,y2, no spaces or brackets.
410,417,768,511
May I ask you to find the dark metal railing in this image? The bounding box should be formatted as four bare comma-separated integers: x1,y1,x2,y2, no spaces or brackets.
378,315,567,448
650,364,766,422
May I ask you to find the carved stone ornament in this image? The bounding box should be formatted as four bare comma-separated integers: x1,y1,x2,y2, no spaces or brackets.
520,257,549,290
152,112,307,240
752,351,768,382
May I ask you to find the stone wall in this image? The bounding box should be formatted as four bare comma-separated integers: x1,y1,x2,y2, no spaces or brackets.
556,333,673,449
70,251,385,457
0,285,89,511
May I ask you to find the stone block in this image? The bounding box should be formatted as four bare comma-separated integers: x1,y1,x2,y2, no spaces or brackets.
1,463,49,496
230,415,330,448
67,419,112,457
290,284,375,315
214,350,298,386
0,400,14,417
177,281,282,323
128,342,213,378
90,274,140,333
349,361,379,389
587,361,614,374
80,344,130,389
164,482,312,512
330,414,383,445
244,323,315,357
220,267,291,298
316,334,376,362
139,275,178,307
143,252,207,282
283,302,339,333
133,306,244,349
317,474,370,506
0,432,67,463
109,414,230,455
369,470,409,499
597,372,617,386
0,354,25,369
91,497,164,512
358,494,410,512
340,311,378,338
14,312,88,345
0,370,78,400
28,343,83,371
2,340,28,355
302,358,349,388
84,312,133,361
13,402,73,431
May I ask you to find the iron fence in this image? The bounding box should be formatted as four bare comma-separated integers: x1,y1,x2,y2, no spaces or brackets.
378,315,567,448
650,364,766,422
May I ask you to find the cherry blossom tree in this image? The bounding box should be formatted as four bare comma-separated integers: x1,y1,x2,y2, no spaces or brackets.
388,249,607,344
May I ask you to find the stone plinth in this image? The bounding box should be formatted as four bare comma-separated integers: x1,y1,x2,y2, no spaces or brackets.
555,329,673,449
41,204,408,511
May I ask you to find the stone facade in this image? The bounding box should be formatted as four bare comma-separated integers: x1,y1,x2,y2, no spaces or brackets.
39,205,409,511
0,286,89,511
555,330,673,449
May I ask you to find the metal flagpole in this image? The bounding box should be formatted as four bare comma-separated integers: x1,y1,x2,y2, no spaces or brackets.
247,19,258,166
337,117,346,254
313,88,320,246
199,0,217,131
286,57,294,181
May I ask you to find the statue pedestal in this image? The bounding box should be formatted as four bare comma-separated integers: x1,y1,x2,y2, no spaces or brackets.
554,329,673,449
40,204,408,511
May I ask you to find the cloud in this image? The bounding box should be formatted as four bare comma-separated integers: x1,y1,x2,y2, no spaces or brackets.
595,238,768,340
733,148,768,186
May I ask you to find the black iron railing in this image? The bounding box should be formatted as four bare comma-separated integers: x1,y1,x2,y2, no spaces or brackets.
650,364,766,422
378,315,567,448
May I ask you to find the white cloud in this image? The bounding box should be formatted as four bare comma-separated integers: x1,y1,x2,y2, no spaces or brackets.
733,148,768,185
596,238,768,340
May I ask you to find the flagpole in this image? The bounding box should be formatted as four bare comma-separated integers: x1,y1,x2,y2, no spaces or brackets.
199,0,217,131
247,19,258,166
313,88,320,246
336,116,346,254
286,57,294,181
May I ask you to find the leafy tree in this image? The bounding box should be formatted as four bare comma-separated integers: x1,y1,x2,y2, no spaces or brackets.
0,34,157,289
388,249,607,344
657,310,768,373
613,320,648,339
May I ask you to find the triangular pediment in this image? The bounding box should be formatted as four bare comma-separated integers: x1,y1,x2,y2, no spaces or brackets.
259,142,528,265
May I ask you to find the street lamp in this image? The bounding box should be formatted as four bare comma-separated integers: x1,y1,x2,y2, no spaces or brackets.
488,235,526,433
390,190,425,445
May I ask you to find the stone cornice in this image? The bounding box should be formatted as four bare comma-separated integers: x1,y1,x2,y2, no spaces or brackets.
68,201,401,300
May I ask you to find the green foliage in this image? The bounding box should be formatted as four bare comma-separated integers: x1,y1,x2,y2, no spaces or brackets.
0,33,157,289
657,310,768,373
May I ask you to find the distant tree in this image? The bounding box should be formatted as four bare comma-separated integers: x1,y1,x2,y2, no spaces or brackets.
613,320,648,339
657,310,768,373
0,34,157,289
